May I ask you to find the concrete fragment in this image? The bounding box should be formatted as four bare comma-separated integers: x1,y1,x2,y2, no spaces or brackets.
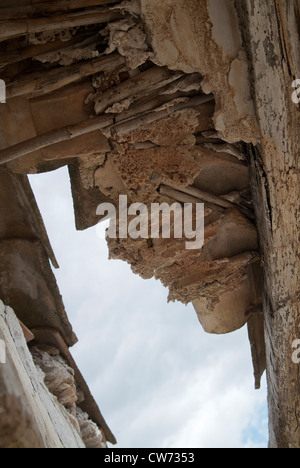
140,0,260,143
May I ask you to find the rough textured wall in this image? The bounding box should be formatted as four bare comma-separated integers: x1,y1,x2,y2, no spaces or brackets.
0,300,108,448
0,0,299,448
0,300,85,448
141,0,259,143
236,0,300,449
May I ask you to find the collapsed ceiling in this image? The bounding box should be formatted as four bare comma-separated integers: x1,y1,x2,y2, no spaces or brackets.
0,0,299,449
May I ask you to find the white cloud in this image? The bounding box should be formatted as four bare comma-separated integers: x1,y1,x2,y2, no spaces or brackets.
29,167,268,449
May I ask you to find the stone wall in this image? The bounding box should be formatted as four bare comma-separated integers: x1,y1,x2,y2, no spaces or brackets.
0,162,115,447
236,0,300,448
0,300,107,448
0,300,84,448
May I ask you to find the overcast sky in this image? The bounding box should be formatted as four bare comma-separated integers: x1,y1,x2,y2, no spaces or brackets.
29,167,268,449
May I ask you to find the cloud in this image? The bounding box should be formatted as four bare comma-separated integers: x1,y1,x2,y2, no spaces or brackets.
29,167,268,449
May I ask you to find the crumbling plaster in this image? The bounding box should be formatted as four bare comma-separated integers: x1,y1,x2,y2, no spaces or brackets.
141,0,260,144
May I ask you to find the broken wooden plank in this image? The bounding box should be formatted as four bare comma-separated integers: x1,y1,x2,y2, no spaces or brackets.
161,184,255,220
94,66,183,115
6,53,126,99
108,94,214,138
111,78,212,123
33,33,100,65
0,30,96,69
114,89,191,123
0,8,122,43
158,185,224,214
180,185,241,208
0,1,118,21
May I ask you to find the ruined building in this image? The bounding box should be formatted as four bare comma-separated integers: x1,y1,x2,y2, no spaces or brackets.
0,0,299,448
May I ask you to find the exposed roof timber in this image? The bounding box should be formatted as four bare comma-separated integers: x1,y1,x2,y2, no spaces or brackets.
0,115,114,165
6,53,126,99
166,185,255,220
0,0,119,21
0,7,122,43
0,94,214,166
0,31,99,69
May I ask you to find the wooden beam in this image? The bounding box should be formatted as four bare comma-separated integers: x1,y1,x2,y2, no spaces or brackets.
160,184,255,220
33,33,100,64
0,1,118,21
0,94,214,165
0,31,96,69
0,115,114,165
6,53,126,99
158,185,224,214
0,8,122,43
94,66,183,115
108,94,215,138
178,185,239,209
112,91,213,125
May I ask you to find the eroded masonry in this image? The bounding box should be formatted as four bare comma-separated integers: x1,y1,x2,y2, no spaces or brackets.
0,0,299,449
